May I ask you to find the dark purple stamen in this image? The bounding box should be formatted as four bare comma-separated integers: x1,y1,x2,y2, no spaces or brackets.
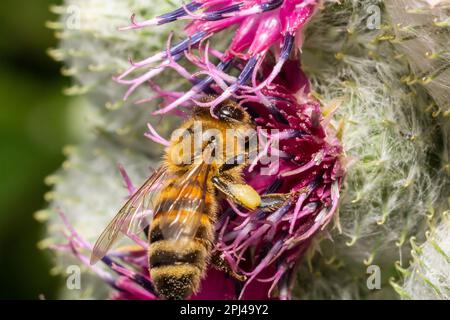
255,209,268,220
220,207,236,221
208,56,258,115
133,274,156,294
267,96,292,102
309,174,322,190
194,59,233,93
237,56,259,85
261,0,284,12
157,1,203,25
266,102,289,124
101,256,117,268
205,3,243,21
168,31,208,58
158,0,283,25
207,56,258,118
101,256,156,294
276,201,294,217
265,177,283,193
280,34,295,60
285,129,307,138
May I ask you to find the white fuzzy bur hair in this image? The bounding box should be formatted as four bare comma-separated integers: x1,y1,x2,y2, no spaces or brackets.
386,0,450,175
47,0,184,155
386,0,450,115
384,0,450,299
401,216,450,299
295,0,449,299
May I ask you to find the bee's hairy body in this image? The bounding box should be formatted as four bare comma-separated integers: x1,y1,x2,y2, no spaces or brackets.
90,99,291,300
149,106,250,300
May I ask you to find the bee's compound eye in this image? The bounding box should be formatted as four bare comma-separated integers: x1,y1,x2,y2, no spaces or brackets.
215,104,244,122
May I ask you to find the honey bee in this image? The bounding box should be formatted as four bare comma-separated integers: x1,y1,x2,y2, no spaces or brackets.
90,99,290,300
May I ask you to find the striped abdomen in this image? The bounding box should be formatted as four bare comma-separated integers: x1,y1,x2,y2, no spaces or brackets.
148,175,216,300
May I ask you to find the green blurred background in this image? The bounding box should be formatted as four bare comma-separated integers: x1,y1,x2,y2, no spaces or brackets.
0,0,77,299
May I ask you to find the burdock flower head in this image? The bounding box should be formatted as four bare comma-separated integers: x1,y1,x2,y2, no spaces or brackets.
52,0,345,300
115,0,318,108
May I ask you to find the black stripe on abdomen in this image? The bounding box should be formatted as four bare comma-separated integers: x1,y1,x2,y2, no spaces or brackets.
150,250,202,268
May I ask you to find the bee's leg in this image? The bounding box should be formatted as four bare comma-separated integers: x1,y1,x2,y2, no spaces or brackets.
212,174,261,211
259,193,292,212
215,153,297,212
213,152,254,208
213,174,291,213
211,252,247,282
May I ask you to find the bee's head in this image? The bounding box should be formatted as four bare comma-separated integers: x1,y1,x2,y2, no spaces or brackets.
193,97,251,126
212,100,250,125
213,102,243,121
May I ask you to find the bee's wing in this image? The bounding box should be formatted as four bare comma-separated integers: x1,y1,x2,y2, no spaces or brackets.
159,151,212,242
90,166,168,265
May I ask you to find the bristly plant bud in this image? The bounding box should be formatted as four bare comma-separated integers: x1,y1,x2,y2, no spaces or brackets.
399,215,450,299
295,0,449,299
